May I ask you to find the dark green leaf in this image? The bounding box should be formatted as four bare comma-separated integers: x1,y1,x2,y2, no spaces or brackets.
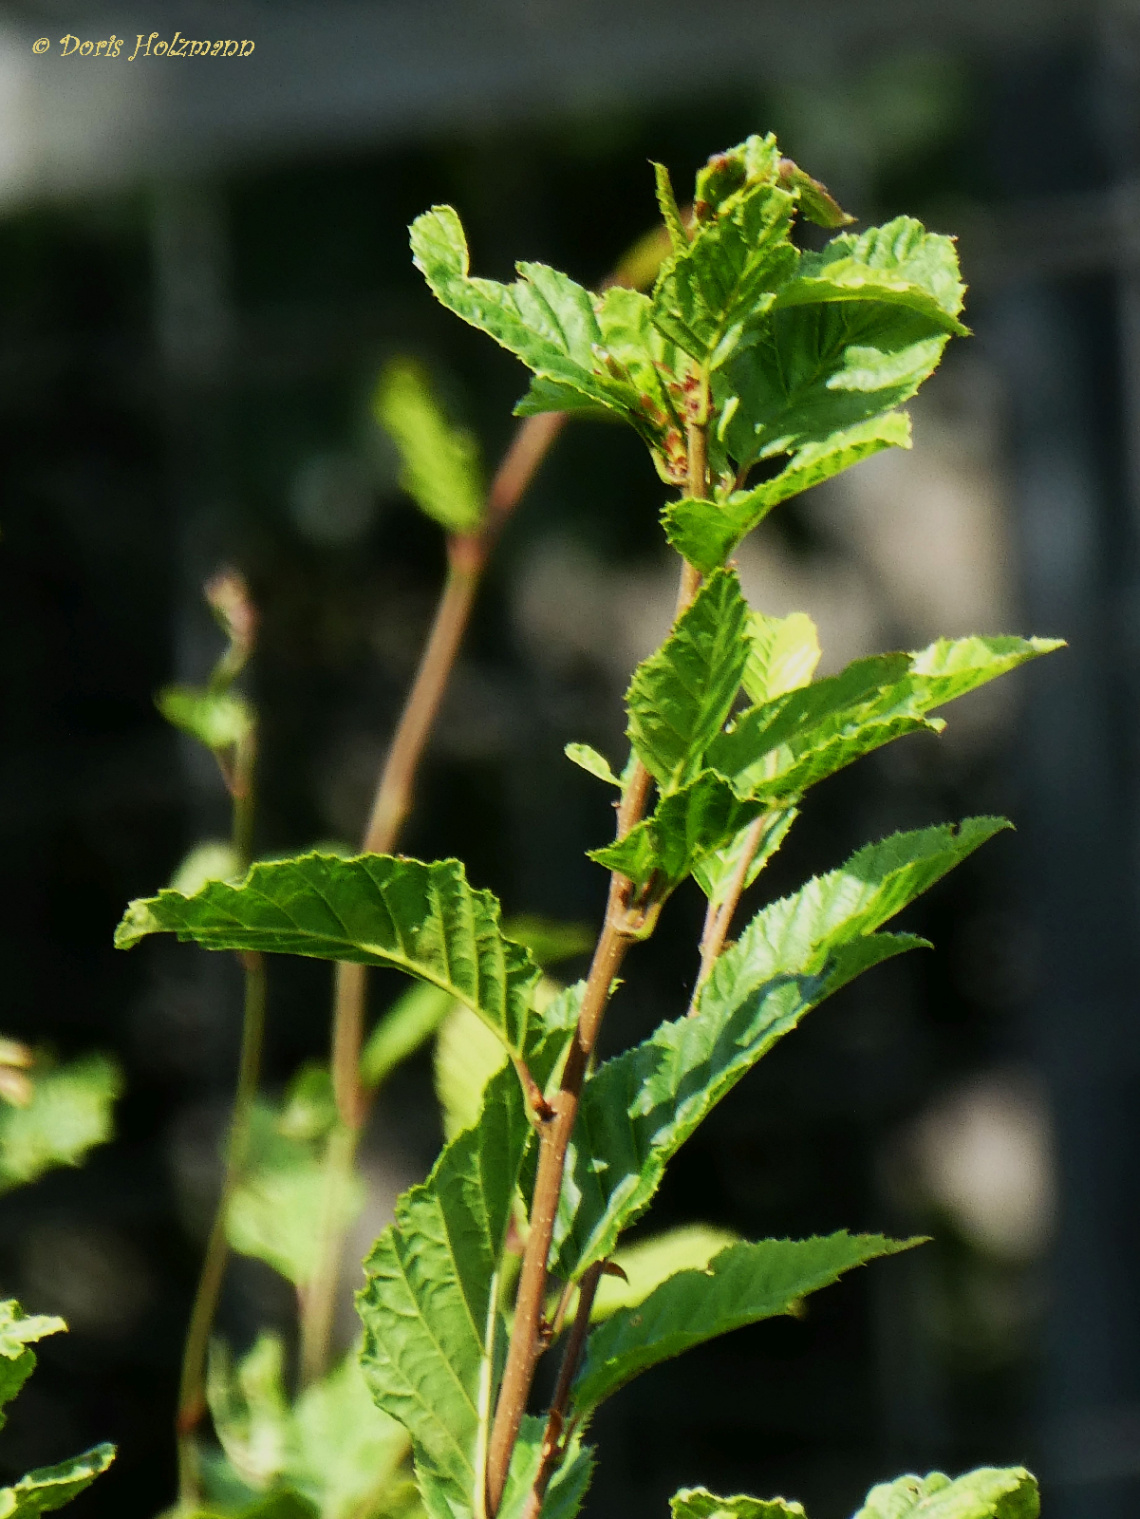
626,570,749,792
374,359,484,535
551,820,1002,1277
574,1232,914,1414
854,1468,1039,1519
115,852,543,1063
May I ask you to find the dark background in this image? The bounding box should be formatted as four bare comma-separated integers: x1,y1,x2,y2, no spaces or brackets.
1,3,1138,1517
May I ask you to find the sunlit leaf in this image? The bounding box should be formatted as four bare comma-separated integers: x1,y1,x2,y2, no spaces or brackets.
374,359,484,535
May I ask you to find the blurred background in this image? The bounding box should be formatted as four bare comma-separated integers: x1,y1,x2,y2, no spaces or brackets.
1,1,1137,1516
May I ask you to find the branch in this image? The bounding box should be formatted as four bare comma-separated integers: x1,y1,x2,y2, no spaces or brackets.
689,812,770,1015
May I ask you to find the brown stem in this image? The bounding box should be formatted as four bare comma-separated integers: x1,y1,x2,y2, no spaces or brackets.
522,1261,605,1519
689,812,769,1015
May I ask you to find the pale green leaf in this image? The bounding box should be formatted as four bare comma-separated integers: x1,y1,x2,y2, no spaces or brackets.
742,611,821,704
208,1335,291,1491
691,808,798,903
574,1232,914,1415
157,684,254,751
564,743,620,788
671,1487,804,1519
0,1302,66,1430
374,359,484,535
665,413,912,574
169,841,243,897
853,1467,1039,1519
434,1003,507,1144
360,983,456,1093
652,162,689,254
291,1352,411,1519
551,820,1002,1278
0,1056,121,1195
502,916,593,967
627,570,750,792
357,1065,531,1515
591,1224,740,1321
0,1443,115,1518
115,852,543,1063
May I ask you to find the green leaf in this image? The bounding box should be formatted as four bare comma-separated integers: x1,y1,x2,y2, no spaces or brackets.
775,217,967,334
360,982,456,1093
707,637,1062,804
574,1232,913,1415
742,611,821,704
0,1056,121,1195
551,820,1003,1278
665,413,912,574
0,1443,116,1518
652,162,689,254
502,916,593,967
115,852,543,1063
591,1224,740,1321
626,570,750,792
157,684,254,751
853,1468,1039,1519
227,1088,364,1288
564,743,621,788
691,808,797,904
208,1334,291,1491
776,160,853,231
589,771,764,894
374,358,485,535
357,1065,531,1517
671,1488,804,1519
169,841,243,897
0,1302,66,1430
494,1416,593,1519
433,1003,508,1144
650,175,797,370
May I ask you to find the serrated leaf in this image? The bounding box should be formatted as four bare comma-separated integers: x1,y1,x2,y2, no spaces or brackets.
691,807,798,903
357,1065,531,1516
564,743,620,788
493,1415,593,1519
0,1056,121,1196
0,1443,116,1518
360,982,456,1093
707,637,1061,804
742,611,821,704
591,1224,740,1321
574,1232,913,1415
776,217,966,332
374,359,485,535
0,1302,66,1431
854,1467,1039,1519
550,820,1002,1278
652,163,689,254
589,771,764,894
115,852,543,1063
671,1488,805,1519
651,175,797,370
665,413,912,574
157,684,254,751
627,570,750,792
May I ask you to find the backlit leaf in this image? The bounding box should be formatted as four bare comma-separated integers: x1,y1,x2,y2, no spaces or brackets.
374,359,484,535
853,1468,1039,1519
0,1056,121,1195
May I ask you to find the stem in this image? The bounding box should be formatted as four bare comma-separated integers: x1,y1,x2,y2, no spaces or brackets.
299,412,569,1385
488,410,712,1516
522,1261,605,1519
689,812,769,1014
176,717,261,1509
176,949,266,1508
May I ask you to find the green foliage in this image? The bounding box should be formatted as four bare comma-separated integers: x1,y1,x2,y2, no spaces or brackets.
207,1335,412,1519
360,983,457,1094
157,684,254,752
374,359,485,536
591,1224,740,1321
0,1055,121,1195
672,1492,804,1519
0,1303,114,1513
573,1233,913,1416
852,1469,1039,1519
115,853,544,1063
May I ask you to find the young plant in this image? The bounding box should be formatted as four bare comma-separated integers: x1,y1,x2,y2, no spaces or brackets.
117,136,1054,1519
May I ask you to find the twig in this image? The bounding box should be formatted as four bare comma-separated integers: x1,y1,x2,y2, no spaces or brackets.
689,812,769,1015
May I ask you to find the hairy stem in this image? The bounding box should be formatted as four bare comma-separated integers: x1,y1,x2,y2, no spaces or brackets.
299,412,568,1385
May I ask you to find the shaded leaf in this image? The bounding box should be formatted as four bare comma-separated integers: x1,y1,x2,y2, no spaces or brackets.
115,852,543,1063
591,1224,740,1321
0,1056,121,1195
626,570,749,792
574,1233,914,1415
360,983,456,1093
551,820,1002,1278
503,916,593,967
374,359,484,535
854,1468,1039,1519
